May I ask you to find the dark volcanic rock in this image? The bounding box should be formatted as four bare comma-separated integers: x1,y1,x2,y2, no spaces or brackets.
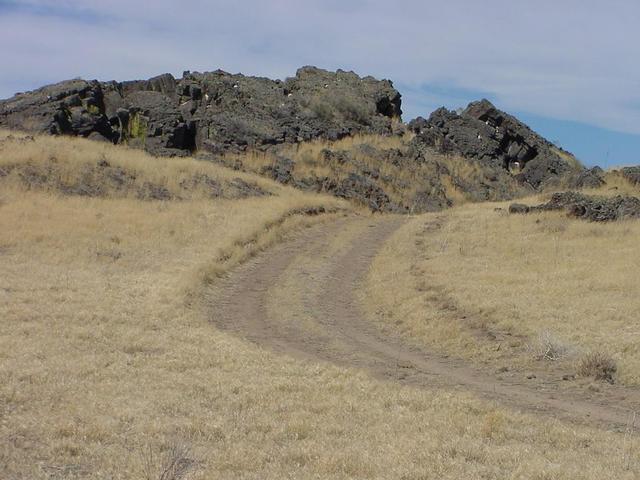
261,156,295,184
509,203,530,214
566,166,605,189
411,99,580,189
328,173,397,212
621,166,640,185
0,79,118,142
0,67,402,157
531,191,640,221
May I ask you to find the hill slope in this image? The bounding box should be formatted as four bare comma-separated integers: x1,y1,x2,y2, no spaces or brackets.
1,68,587,212
2,132,639,479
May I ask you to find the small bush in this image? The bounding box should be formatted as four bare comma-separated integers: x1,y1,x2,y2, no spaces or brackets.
142,441,199,480
335,97,370,124
577,351,617,383
528,330,572,361
310,99,334,121
481,410,505,440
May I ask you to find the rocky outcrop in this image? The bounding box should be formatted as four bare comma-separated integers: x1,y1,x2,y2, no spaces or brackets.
245,138,529,213
511,192,640,221
325,173,397,212
409,99,580,189
2,71,597,213
620,166,640,185
566,166,606,189
0,67,402,157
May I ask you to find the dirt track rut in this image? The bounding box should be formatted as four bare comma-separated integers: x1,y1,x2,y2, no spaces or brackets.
209,215,640,432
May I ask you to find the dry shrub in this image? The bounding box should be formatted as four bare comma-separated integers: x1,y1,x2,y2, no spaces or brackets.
577,351,617,383
535,216,569,234
481,410,505,440
528,330,572,361
142,442,199,480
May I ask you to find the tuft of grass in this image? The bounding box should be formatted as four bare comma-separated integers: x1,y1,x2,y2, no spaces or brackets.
528,330,573,361
142,442,199,480
365,199,640,385
577,351,617,383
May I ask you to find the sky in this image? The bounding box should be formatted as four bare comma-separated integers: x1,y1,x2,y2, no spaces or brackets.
1,0,639,167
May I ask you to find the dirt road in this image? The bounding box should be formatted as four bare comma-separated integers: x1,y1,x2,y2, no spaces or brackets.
209,215,640,431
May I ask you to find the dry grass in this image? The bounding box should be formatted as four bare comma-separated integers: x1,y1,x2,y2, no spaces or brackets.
578,351,618,383
220,133,409,178
141,441,199,480
552,147,584,172
591,170,640,197
1,132,639,478
0,130,279,200
366,199,640,385
528,330,574,361
222,133,525,210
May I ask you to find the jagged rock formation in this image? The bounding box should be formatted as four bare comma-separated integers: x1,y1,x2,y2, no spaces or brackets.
2,69,593,212
409,99,580,189
510,191,640,222
0,67,401,157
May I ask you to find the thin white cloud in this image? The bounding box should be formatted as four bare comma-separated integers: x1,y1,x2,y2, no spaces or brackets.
1,0,640,134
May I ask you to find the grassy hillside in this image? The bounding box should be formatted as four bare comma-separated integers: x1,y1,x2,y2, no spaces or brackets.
1,131,639,478
366,189,640,386
0,131,353,478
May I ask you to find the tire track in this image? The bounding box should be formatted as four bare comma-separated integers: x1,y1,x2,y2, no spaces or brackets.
209,215,640,432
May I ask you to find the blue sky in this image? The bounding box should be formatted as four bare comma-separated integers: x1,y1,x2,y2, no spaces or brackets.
1,0,639,167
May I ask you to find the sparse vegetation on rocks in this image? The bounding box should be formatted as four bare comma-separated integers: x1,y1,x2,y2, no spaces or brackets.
1,67,602,213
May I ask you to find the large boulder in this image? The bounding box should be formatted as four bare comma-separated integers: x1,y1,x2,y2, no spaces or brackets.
409,99,581,189
0,67,402,156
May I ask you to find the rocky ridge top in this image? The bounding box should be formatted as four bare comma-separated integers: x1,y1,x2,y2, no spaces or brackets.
3,67,616,212
0,67,401,157
408,99,580,189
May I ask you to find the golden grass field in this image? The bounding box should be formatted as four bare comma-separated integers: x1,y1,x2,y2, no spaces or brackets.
1,131,640,478
366,189,640,386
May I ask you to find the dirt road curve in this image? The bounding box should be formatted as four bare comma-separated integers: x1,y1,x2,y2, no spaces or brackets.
209,215,640,431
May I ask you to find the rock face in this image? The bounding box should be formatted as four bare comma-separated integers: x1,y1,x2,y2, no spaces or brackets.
0,67,402,156
409,99,579,189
